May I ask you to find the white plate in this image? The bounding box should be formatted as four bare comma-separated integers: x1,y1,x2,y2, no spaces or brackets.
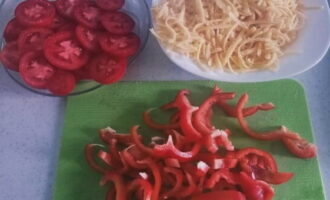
151,0,330,82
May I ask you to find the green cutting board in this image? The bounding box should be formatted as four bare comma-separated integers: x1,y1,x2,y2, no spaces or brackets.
53,80,324,200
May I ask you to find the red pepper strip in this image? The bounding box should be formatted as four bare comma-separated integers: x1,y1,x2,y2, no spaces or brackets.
170,112,180,124
143,109,180,130
131,126,154,155
100,172,128,200
177,171,197,198
235,147,293,185
162,167,184,199
172,90,203,141
205,169,236,189
282,136,317,159
164,158,181,168
153,135,202,162
106,188,115,200
121,148,147,169
192,190,247,200
218,100,275,118
193,92,235,136
204,129,234,153
194,153,238,170
236,172,274,200
205,108,214,129
99,128,137,144
192,91,235,152
85,144,107,174
127,178,153,200
97,150,112,166
236,94,300,140
108,139,123,168
166,129,185,149
137,159,162,200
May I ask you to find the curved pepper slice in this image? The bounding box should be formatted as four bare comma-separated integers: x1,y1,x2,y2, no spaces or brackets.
236,93,300,140
99,127,138,145
143,109,180,130
137,158,162,200
131,126,201,162
100,172,128,200
234,148,293,185
127,178,153,200
85,144,107,174
205,169,236,189
192,90,236,152
282,136,317,159
192,190,246,200
177,171,197,198
212,85,275,118
235,172,274,200
162,167,184,199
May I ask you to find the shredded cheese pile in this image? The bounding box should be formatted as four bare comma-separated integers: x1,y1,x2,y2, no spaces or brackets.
151,0,304,73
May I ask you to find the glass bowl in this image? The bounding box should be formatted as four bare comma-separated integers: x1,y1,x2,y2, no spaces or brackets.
0,0,151,97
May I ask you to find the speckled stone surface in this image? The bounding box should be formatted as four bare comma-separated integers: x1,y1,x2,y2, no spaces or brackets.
0,1,330,200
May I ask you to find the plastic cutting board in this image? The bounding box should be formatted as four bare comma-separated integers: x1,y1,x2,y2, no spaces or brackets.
53,80,324,200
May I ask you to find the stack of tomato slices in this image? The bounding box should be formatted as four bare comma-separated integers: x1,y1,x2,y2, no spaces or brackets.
0,0,140,95
85,86,316,200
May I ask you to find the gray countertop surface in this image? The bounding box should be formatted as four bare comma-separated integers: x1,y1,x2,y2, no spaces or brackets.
0,0,330,200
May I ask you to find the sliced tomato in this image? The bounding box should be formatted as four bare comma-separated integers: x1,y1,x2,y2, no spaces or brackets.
96,0,124,11
100,12,135,35
89,53,127,84
75,25,100,52
44,31,90,70
15,0,55,27
51,14,68,30
99,32,140,57
18,27,53,53
73,64,92,81
3,18,25,42
55,0,86,18
47,70,76,96
57,22,76,32
73,2,101,29
0,42,21,71
19,51,56,89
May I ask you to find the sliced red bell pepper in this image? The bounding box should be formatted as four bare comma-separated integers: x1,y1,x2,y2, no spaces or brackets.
236,94,300,140
234,147,293,184
127,178,153,200
137,158,162,200
143,109,179,130
192,190,246,200
194,153,238,170
122,147,147,169
131,126,201,162
177,171,197,198
100,172,128,200
162,167,184,199
99,127,137,145
282,137,317,159
106,188,115,200
85,144,107,174
205,169,236,189
236,172,274,200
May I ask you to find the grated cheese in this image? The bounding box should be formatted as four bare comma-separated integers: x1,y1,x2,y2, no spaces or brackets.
151,0,304,73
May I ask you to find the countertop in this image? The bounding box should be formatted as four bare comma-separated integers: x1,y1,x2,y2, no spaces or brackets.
0,1,330,200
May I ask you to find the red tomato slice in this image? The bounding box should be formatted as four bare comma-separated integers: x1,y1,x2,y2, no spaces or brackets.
55,0,86,18
96,0,124,11
51,14,68,30
89,53,127,84
47,70,76,96
99,32,140,57
75,25,100,52
18,27,53,53
72,63,92,81
0,42,21,71
15,0,55,27
3,18,25,42
100,12,135,35
44,31,90,70
73,2,101,29
19,51,56,89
